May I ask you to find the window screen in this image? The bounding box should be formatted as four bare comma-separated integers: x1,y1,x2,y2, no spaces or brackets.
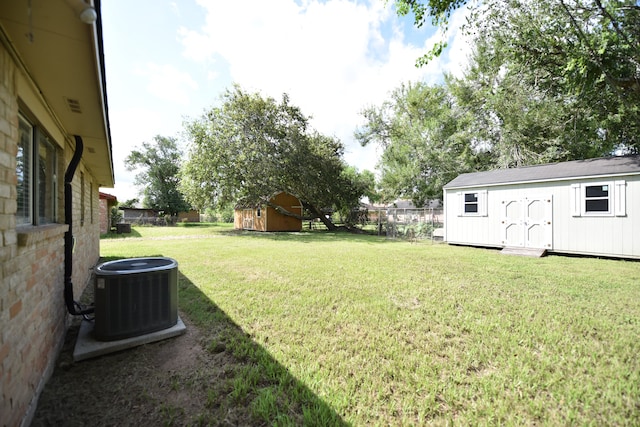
17,113,58,226
17,116,33,225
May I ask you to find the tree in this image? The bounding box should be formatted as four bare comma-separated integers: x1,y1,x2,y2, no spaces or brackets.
393,0,639,93
125,135,191,217
180,85,371,231
361,0,638,203
119,198,140,208
448,38,618,168
393,0,640,152
391,0,469,66
475,0,640,101
356,81,482,205
471,0,640,152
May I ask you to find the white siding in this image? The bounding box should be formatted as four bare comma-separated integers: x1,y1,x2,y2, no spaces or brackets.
444,175,640,258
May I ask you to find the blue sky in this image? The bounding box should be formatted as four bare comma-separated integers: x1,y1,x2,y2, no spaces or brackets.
100,0,473,202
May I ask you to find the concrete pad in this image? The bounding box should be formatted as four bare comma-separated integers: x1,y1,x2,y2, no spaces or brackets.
73,317,186,362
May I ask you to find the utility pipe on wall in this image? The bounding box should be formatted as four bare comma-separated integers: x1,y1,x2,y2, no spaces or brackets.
64,135,94,316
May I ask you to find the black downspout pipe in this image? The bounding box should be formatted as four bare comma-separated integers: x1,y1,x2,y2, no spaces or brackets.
64,135,94,316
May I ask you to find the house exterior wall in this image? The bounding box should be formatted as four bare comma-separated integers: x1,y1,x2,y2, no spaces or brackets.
99,198,110,234
0,41,100,427
444,175,640,258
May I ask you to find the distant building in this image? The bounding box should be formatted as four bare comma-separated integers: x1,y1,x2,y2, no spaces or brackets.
177,210,200,223
234,192,303,232
99,192,118,234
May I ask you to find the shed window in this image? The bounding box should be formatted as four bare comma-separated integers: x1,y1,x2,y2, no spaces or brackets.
584,185,609,213
256,207,261,217
464,193,478,213
458,190,487,216
571,181,626,217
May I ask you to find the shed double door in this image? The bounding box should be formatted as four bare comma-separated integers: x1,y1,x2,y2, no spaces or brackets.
501,195,553,249
241,209,254,230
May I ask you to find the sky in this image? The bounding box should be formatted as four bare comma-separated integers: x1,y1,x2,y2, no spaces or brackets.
99,0,474,203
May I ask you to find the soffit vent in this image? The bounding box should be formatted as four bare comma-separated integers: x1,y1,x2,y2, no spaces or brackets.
65,97,82,113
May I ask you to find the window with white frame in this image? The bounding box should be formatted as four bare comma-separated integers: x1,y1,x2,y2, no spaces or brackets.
571,181,626,217
17,113,58,226
584,184,610,213
459,190,488,216
464,193,479,213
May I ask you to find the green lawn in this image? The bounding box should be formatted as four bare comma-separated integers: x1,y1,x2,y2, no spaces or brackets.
101,224,640,425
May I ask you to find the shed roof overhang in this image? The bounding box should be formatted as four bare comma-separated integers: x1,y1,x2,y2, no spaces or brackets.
0,0,114,187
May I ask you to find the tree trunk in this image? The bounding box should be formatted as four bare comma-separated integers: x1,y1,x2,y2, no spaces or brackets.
302,201,337,231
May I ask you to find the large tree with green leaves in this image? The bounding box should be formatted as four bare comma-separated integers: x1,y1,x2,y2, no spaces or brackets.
448,37,621,168
392,0,640,152
356,81,484,205
125,135,191,216
393,0,639,89
365,0,639,202
473,0,640,153
180,85,374,230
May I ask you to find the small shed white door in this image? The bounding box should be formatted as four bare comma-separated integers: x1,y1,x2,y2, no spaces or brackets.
501,196,553,249
242,209,254,230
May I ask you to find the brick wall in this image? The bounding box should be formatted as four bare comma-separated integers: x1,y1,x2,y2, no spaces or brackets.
99,198,109,234
0,40,100,427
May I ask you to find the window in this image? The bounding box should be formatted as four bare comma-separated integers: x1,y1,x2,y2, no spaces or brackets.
584,184,609,213
464,193,478,213
256,207,261,217
458,190,487,216
571,181,626,217
17,113,58,226
17,117,32,225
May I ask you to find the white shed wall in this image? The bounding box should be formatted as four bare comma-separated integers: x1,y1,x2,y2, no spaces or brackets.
444,175,640,258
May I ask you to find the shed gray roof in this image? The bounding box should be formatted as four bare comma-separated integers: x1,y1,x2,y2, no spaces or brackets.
444,155,640,189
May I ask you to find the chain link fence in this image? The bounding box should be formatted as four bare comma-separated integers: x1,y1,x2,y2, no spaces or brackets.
368,208,444,241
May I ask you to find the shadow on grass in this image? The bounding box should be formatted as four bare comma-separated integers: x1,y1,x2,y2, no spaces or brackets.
176,270,348,425
33,255,347,425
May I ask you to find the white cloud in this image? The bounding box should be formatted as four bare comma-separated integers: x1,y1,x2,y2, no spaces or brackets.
177,0,467,172
134,63,198,105
442,4,475,78
103,0,477,202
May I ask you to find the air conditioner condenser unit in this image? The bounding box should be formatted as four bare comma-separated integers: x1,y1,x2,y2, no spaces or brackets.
93,257,178,341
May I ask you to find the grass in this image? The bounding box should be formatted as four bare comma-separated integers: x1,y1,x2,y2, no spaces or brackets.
101,224,640,425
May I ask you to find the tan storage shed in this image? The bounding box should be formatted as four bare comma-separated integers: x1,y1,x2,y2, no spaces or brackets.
234,192,303,232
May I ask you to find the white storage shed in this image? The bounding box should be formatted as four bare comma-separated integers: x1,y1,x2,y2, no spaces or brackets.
443,156,640,259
